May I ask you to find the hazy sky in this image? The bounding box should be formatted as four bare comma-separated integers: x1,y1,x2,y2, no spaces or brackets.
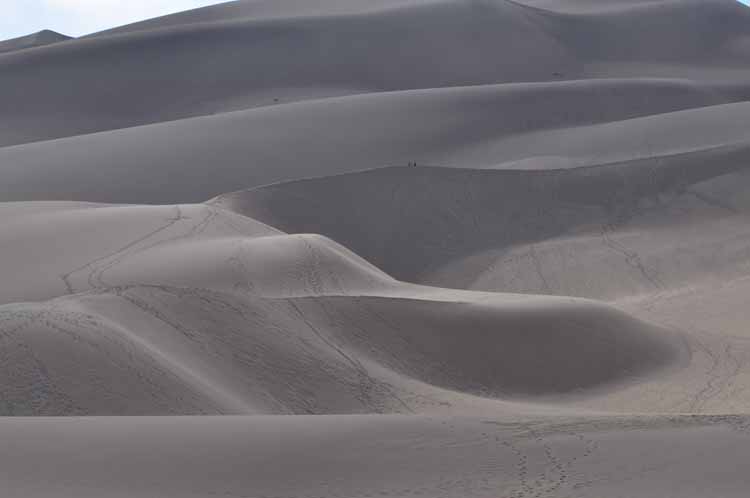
2,0,228,40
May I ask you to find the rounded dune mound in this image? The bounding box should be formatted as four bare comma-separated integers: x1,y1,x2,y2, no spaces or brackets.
303,292,682,397
0,202,395,306
0,286,394,415
100,233,400,297
0,203,278,305
0,201,683,415
0,300,220,416
0,284,682,415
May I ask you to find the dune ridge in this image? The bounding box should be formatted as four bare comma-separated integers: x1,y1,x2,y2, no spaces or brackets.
0,80,747,203
2,0,750,148
3,0,750,496
211,144,750,288
0,30,70,55
0,201,680,415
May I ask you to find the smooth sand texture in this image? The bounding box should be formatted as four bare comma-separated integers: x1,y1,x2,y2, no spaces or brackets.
212,155,750,290
3,0,750,496
0,80,744,203
0,202,679,414
0,30,71,55
2,0,750,148
2,415,750,498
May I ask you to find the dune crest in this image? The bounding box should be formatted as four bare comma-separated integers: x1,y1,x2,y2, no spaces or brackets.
0,202,680,415
0,30,70,55
3,0,750,495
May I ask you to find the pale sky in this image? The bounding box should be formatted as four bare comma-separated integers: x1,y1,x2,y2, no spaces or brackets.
2,0,229,40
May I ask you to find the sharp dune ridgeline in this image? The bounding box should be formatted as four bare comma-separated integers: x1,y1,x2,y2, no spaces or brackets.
2,0,750,496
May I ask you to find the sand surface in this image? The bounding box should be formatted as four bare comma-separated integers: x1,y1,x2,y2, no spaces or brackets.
2,0,750,496
0,30,70,55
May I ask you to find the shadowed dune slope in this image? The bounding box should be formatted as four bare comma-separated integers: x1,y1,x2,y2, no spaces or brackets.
0,285,677,415
0,202,678,415
212,141,750,295
447,100,750,169
0,0,580,147
0,82,745,204
2,0,750,147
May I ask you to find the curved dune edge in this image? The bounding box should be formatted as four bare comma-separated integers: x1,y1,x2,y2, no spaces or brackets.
0,79,743,204
4,0,750,149
207,154,750,415
4,0,750,495
211,141,750,291
0,201,681,415
0,284,681,416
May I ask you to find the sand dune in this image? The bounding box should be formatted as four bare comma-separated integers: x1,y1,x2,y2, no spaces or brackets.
0,80,745,203
210,158,750,414
212,150,750,290
92,0,449,35
0,0,578,147
0,203,276,304
449,100,750,168
3,0,750,495
0,30,71,55
0,202,679,415
2,0,750,148
0,284,677,415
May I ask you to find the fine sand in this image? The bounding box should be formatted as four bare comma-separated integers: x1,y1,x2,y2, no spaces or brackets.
0,30,70,55
2,0,750,496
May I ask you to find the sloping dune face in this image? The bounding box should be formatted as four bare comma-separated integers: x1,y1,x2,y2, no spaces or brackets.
2,79,743,202
212,150,750,293
5,0,750,495
2,0,750,149
0,286,678,415
0,203,678,415
0,30,70,55
0,79,740,203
